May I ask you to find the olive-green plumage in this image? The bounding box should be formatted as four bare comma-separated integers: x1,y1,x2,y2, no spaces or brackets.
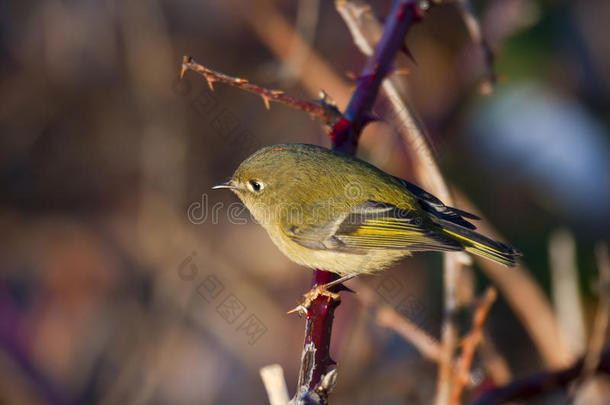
215,143,520,275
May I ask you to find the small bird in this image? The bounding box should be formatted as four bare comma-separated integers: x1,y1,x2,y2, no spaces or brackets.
214,144,520,303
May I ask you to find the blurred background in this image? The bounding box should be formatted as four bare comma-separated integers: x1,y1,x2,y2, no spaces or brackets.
1,0,609,404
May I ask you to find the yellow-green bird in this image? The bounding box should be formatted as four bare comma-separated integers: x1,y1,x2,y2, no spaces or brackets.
214,144,520,278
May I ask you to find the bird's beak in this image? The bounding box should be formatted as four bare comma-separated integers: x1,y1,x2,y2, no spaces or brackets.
212,179,237,190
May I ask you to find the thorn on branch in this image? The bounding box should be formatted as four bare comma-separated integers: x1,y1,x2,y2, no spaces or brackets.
261,94,270,110
287,302,310,317
361,112,381,127
334,283,356,294
388,67,410,76
400,44,417,65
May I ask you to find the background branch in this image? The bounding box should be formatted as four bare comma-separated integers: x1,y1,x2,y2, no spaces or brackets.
0,284,69,405
549,229,586,362
352,279,442,362
450,287,497,405
454,0,496,94
583,243,610,378
468,347,610,405
260,364,291,405
567,243,610,401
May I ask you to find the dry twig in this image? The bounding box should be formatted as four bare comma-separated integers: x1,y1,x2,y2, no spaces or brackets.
280,0,321,82
377,305,441,361
567,243,610,401
450,287,498,405
260,364,290,405
584,243,610,377
454,0,496,94
549,229,586,361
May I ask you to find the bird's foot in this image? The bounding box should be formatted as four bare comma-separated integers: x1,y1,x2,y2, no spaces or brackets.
287,284,341,317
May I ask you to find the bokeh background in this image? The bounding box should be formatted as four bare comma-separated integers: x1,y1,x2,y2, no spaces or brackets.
1,0,609,404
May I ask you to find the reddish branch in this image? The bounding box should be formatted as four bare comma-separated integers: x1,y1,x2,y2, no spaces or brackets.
468,347,610,405
294,271,342,403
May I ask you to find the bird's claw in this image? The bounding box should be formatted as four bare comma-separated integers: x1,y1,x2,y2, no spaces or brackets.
287,284,341,317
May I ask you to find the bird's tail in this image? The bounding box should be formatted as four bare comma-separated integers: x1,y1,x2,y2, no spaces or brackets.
439,220,521,267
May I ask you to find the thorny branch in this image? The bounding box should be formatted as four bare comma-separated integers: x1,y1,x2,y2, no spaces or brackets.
293,271,341,405
180,56,341,131
329,0,421,155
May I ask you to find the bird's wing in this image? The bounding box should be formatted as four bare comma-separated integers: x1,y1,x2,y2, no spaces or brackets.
284,200,462,253
392,176,481,229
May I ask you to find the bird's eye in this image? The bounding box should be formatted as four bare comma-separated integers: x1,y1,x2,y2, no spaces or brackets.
248,180,264,192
